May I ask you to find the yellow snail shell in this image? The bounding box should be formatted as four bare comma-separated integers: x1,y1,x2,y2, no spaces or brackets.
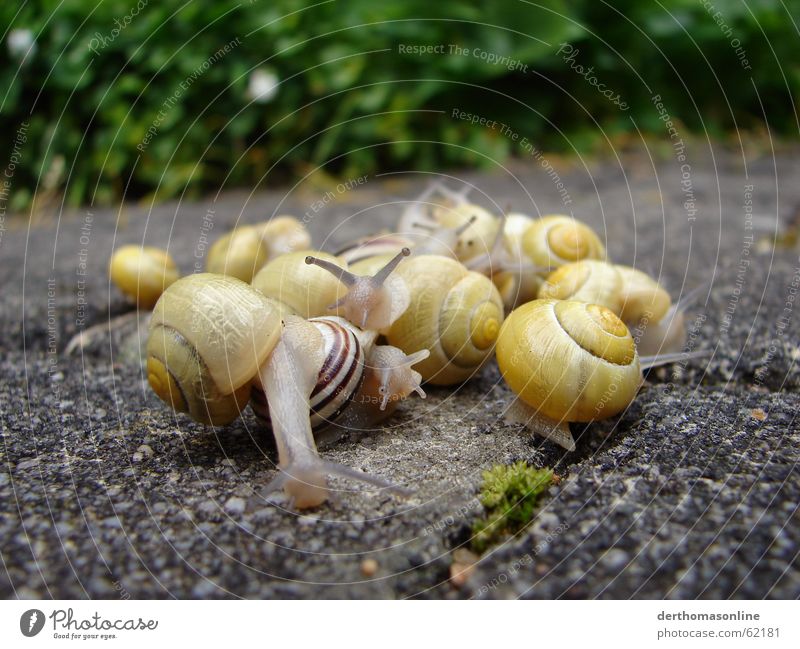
352,254,504,385
146,273,282,425
538,259,625,313
251,250,348,319
109,245,180,309
206,216,311,282
521,214,606,270
537,260,681,355
496,299,641,425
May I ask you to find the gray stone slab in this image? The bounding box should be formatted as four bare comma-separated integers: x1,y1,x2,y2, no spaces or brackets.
1,146,797,598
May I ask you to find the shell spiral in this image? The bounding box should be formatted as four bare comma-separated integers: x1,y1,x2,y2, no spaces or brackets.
496,299,641,422
521,215,606,269
146,273,282,425
352,255,504,385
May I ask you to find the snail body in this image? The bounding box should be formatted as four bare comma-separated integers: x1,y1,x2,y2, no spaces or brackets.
251,250,348,319
146,273,282,425
258,317,414,508
109,245,180,309
206,216,311,282
252,247,411,329
250,316,429,431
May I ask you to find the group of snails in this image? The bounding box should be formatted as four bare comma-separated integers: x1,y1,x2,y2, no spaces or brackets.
108,182,701,509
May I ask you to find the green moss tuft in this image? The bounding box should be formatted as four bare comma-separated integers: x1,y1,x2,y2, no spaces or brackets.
471,461,554,553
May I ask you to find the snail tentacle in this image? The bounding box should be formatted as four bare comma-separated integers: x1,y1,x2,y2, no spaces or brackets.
306,248,411,330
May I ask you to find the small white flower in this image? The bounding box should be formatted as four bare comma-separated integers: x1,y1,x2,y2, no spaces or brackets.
8,28,36,60
247,68,279,104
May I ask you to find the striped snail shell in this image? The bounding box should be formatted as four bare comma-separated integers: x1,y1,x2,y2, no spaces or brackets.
146,273,282,426
251,316,374,432
351,254,504,385
109,245,180,309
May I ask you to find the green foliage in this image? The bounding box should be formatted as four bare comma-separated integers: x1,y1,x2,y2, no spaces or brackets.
471,461,554,553
1,1,798,212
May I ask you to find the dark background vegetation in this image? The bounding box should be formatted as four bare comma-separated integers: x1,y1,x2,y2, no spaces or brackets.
1,0,798,213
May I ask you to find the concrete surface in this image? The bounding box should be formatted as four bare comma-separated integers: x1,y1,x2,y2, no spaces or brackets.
1,144,798,598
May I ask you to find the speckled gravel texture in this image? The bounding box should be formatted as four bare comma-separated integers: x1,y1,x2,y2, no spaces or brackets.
1,145,798,599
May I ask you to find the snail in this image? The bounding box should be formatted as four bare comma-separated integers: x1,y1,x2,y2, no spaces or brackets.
146,273,282,425
251,248,410,330
495,299,702,451
147,271,425,508
396,181,501,266
537,260,690,355
206,216,311,282
250,315,430,431
303,248,411,330
334,215,480,266
257,316,415,508
337,253,505,385
109,245,180,309
477,213,607,310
